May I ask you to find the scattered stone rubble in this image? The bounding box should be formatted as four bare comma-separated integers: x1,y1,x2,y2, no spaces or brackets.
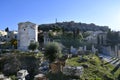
50,61,65,73
34,74,48,80
63,66,83,77
39,60,49,74
17,69,29,80
0,74,11,80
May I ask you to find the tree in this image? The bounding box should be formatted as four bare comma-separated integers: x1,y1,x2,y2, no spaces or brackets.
106,31,120,46
73,29,76,39
52,25,61,32
5,27,9,32
10,38,17,49
44,42,61,62
28,42,39,51
82,32,90,38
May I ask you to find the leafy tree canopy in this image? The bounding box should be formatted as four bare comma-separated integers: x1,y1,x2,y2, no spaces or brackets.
5,27,9,32
44,42,62,62
10,38,17,49
106,31,120,46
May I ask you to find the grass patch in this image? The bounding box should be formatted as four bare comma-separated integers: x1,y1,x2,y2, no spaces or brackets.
66,54,120,80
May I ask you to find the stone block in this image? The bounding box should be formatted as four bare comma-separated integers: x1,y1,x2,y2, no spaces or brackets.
34,74,47,80
63,66,83,77
17,69,29,79
50,61,65,73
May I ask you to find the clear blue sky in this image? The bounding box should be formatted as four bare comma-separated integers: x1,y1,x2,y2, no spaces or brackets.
0,0,120,31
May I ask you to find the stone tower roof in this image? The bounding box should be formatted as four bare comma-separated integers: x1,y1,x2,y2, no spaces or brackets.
18,21,37,29
18,21,36,25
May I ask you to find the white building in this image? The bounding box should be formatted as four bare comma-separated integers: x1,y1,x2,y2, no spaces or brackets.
0,30,17,42
6,31,18,41
0,30,7,36
18,21,38,51
85,31,106,45
0,30,7,42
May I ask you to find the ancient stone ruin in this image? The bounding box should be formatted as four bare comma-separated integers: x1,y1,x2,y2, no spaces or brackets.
18,21,38,51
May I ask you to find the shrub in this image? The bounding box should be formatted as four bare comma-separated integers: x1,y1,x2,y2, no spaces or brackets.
44,42,62,62
28,42,39,51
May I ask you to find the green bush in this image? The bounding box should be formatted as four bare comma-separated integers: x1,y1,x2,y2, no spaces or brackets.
66,54,118,80
28,42,39,51
44,42,62,62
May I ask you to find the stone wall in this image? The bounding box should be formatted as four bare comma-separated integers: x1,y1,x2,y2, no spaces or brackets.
102,45,120,58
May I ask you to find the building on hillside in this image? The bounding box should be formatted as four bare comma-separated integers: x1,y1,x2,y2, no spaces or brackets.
0,30,18,49
0,30,7,36
18,21,38,51
0,30,17,42
43,32,51,45
6,31,18,41
85,31,104,44
97,33,107,45
0,30,7,42
85,34,97,44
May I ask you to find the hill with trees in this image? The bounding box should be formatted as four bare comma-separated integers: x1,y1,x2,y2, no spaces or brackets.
38,21,110,32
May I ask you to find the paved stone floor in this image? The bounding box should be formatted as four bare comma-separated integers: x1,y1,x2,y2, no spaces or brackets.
99,54,120,66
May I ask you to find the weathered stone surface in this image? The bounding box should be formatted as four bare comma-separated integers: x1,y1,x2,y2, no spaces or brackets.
39,60,49,74
50,61,65,73
3,59,21,75
0,74,4,79
63,66,83,77
34,74,47,80
17,69,29,79
1,54,39,79
18,21,38,51
50,62,61,73
0,74,11,80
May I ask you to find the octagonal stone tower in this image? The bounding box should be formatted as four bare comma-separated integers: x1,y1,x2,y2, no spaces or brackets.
18,21,38,51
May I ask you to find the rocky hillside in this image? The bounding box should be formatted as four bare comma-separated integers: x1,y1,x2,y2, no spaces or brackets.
38,21,110,32
0,53,40,79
